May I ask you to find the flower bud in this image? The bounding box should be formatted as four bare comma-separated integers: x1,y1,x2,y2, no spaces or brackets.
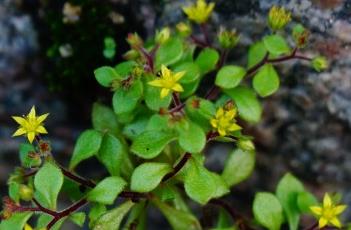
218,28,240,49
155,27,171,44
126,33,143,48
292,24,309,48
312,56,328,72
237,139,255,151
19,185,34,202
123,49,139,60
176,22,192,37
268,6,291,31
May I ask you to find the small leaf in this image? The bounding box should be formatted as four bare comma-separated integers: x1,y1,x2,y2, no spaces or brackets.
224,86,262,123
34,162,64,209
263,35,290,55
122,116,149,140
174,62,201,84
222,149,255,187
195,48,219,74
87,177,126,205
97,134,126,176
253,192,284,230
92,103,120,136
93,200,134,230
144,76,172,111
156,38,183,67
215,65,246,89
178,121,206,153
112,79,143,115
70,212,86,227
276,173,305,230
94,66,121,87
0,213,32,230
115,61,136,77
248,41,267,68
152,197,202,230
69,130,103,169
297,191,318,214
131,162,172,192
253,64,280,97
19,143,40,168
37,214,65,230
89,204,106,228
131,130,177,159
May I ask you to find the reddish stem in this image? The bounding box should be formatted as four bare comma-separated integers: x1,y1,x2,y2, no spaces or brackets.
162,153,192,182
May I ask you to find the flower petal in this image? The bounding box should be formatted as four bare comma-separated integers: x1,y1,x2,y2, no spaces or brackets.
27,132,36,143
218,128,226,136
216,108,224,118
160,88,170,98
37,113,49,124
323,193,332,208
12,128,27,137
228,123,241,132
310,206,322,215
12,116,27,126
172,84,184,92
174,71,185,81
318,217,328,228
148,79,164,87
28,106,36,119
210,119,218,128
334,205,347,215
36,126,48,134
330,217,341,228
161,65,171,79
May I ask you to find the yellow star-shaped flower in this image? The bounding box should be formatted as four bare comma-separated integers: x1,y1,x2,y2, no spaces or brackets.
210,107,241,136
12,106,49,143
148,65,185,98
182,0,215,24
310,193,347,229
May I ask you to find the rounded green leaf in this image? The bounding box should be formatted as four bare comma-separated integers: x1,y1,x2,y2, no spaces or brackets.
112,79,143,115
263,35,290,55
276,173,305,230
69,130,103,169
0,213,32,230
221,149,255,187
248,41,267,68
178,121,206,153
114,61,136,77
155,38,183,67
87,177,126,205
94,66,121,87
297,191,318,214
174,62,201,84
215,65,246,89
144,82,172,111
131,162,172,192
93,200,134,230
253,64,280,97
253,192,284,230
34,162,64,209
69,212,86,227
131,130,177,159
92,103,120,136
224,86,262,123
195,48,219,74
97,134,126,176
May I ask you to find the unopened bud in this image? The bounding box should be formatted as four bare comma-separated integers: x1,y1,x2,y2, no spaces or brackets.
176,22,192,37
126,33,143,48
237,139,255,151
218,28,240,49
312,56,328,72
268,6,291,31
123,49,139,60
155,27,171,44
292,24,309,48
19,185,33,202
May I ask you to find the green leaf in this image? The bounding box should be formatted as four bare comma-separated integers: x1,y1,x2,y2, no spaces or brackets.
253,192,284,230
156,38,183,67
69,212,86,227
224,86,262,123
69,130,103,169
19,143,40,168
34,162,64,209
0,213,32,230
178,121,206,153
186,97,216,131
211,173,230,198
263,35,290,55
276,173,305,230
37,214,65,230
115,61,136,77
248,41,267,68
152,197,202,230
222,149,255,187
180,79,201,99
89,203,106,228
87,176,126,205
131,130,177,159
92,103,120,136
174,62,201,84
146,114,170,131
97,134,126,176
253,64,280,97
94,66,121,87
8,182,20,203
113,79,143,115
195,48,219,74
297,191,318,214
93,200,134,230
131,162,172,192
144,76,172,111
122,116,149,140
215,65,246,89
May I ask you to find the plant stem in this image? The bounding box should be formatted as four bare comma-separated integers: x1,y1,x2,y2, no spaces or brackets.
200,23,211,47
162,153,192,182
59,166,95,188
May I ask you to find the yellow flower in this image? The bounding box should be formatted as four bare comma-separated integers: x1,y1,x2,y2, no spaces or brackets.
148,65,185,98
310,193,347,229
268,6,291,30
176,22,192,36
182,0,215,24
12,106,49,143
210,107,241,136
24,224,33,230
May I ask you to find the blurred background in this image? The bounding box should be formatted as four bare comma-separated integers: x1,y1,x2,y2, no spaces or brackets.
0,0,350,229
